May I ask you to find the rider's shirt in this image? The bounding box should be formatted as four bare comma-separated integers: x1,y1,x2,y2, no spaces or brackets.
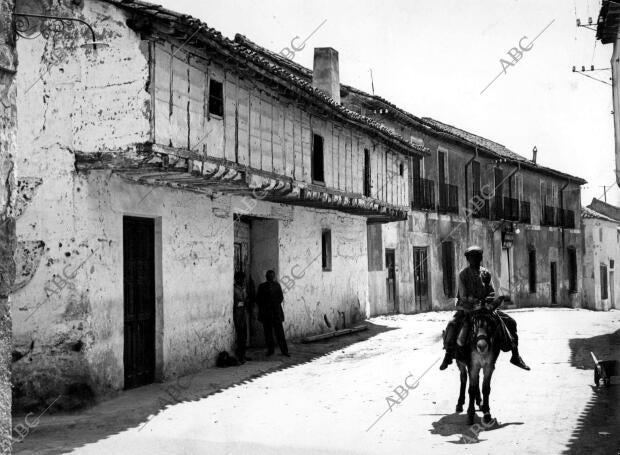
456,266,494,310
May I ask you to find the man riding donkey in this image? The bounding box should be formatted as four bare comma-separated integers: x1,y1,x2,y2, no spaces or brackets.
439,245,530,371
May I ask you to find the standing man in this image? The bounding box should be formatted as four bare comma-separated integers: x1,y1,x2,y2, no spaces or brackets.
256,270,290,357
233,272,251,363
439,245,529,371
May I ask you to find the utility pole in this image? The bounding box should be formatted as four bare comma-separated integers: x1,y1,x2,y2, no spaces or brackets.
600,185,613,202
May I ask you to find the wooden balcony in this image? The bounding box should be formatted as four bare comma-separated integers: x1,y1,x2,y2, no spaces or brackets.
520,201,531,224
438,183,458,214
542,205,557,226
411,177,435,211
471,197,490,219
503,197,520,221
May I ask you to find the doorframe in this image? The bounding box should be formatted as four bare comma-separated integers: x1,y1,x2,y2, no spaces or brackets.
122,214,164,385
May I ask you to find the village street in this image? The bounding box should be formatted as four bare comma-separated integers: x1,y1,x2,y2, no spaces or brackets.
14,308,620,455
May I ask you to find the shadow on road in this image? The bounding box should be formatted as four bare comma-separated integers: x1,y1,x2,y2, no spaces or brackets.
14,321,396,455
430,412,523,444
562,329,620,455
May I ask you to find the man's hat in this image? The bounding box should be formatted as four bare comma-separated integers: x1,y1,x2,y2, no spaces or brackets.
464,245,483,257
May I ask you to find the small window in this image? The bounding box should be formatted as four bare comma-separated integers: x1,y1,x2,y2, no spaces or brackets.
399,162,404,177
599,227,603,243
568,247,577,293
601,264,609,299
208,79,224,117
312,134,325,183
611,259,615,269
321,229,332,271
364,148,371,197
528,249,537,293
441,241,455,297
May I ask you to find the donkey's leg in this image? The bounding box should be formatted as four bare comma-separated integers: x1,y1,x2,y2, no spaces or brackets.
467,364,481,425
481,362,495,423
456,362,467,413
475,383,482,408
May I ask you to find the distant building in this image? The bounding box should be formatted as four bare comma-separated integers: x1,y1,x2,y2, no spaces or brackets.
582,199,620,310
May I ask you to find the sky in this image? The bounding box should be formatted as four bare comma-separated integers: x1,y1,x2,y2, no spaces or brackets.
155,0,618,206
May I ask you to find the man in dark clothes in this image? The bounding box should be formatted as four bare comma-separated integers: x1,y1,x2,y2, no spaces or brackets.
439,245,530,371
233,272,251,363
256,270,290,357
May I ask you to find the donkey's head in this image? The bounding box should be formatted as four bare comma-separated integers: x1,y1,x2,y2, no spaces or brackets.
472,314,494,353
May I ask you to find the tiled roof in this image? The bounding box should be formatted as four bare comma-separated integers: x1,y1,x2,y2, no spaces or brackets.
419,118,586,184
234,36,586,184
582,206,618,222
101,0,428,156
588,198,620,221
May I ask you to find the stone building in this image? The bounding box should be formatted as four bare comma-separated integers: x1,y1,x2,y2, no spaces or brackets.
581,199,620,311
0,0,16,447
11,0,424,410
234,36,586,315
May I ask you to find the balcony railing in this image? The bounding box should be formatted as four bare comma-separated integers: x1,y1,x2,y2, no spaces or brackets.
559,208,575,229
503,197,520,221
520,201,531,224
411,178,436,211
471,197,490,218
542,205,557,226
438,183,459,214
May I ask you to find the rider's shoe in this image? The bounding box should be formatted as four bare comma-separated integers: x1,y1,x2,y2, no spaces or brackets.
439,352,453,370
510,353,531,370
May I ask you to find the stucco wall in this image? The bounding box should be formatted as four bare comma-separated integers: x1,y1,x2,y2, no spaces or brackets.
0,0,15,448
582,218,620,310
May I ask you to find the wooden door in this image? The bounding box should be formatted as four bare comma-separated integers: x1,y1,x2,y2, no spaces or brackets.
123,216,156,389
413,247,430,311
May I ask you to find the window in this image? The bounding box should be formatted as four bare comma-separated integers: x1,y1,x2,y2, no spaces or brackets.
399,162,404,177
600,227,603,243
312,134,325,183
208,79,224,117
364,148,371,197
472,161,481,196
601,264,609,299
528,249,537,293
321,229,332,271
568,247,577,293
438,151,446,185
442,241,455,297
495,167,504,218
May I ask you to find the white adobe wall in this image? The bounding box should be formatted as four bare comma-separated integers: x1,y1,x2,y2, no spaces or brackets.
582,218,620,311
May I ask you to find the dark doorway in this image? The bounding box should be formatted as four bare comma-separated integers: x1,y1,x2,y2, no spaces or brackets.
550,261,557,305
123,216,156,389
385,249,397,312
414,247,430,311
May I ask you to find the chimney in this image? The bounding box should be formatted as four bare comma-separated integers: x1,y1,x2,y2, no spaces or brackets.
532,146,538,163
312,47,340,104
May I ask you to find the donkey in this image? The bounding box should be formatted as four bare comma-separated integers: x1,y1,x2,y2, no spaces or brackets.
455,308,501,425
